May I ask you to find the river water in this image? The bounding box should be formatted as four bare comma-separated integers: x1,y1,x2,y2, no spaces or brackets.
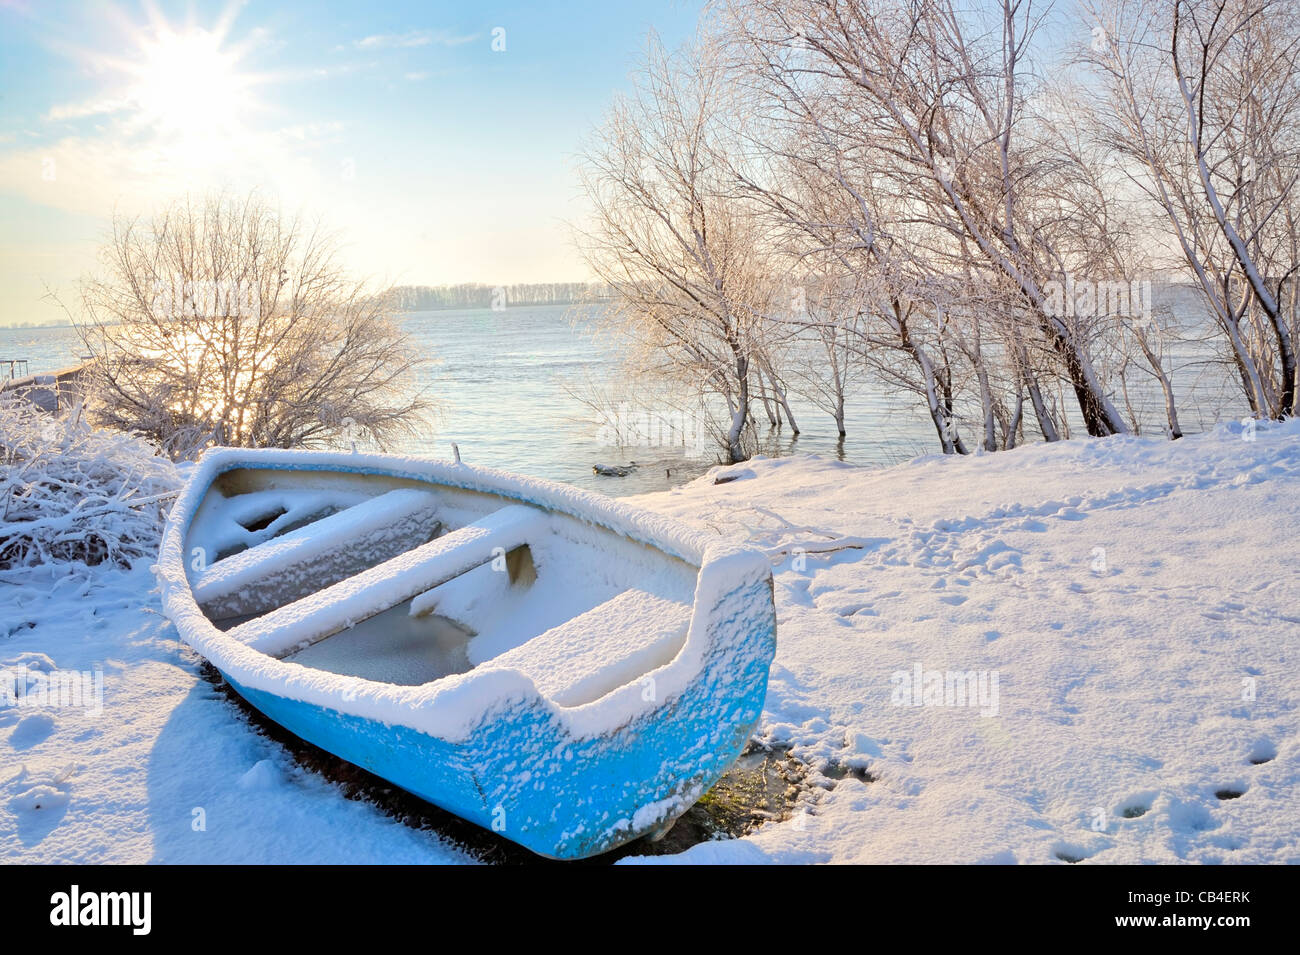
0,299,1249,495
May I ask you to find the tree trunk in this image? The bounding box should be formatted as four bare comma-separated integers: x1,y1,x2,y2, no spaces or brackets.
755,375,778,427
1004,388,1023,450
894,302,961,454
726,352,751,463
1019,355,1060,442
768,371,801,435
1040,313,1126,437
976,361,996,452
1135,332,1182,440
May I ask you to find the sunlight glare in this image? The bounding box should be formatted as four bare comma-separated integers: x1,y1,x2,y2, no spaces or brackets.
129,26,249,144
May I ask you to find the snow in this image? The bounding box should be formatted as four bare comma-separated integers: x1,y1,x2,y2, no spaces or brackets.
282,605,475,686
0,395,177,573
223,503,552,657
0,567,472,863
479,589,690,706
190,486,440,618
618,418,1300,864
3,420,1298,863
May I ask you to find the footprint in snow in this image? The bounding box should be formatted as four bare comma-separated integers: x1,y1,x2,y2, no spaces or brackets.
8,713,56,750
1053,842,1106,863
8,783,70,813
5,765,77,845
0,651,57,673
1208,833,1246,851
1165,798,1219,833
1247,740,1277,765
836,605,877,617
1116,792,1157,819
8,783,72,845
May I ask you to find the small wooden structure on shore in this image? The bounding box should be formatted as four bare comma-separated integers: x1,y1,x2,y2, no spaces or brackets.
0,359,97,413
2,359,30,379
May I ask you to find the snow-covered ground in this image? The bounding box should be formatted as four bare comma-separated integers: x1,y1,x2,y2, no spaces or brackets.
3,420,1297,863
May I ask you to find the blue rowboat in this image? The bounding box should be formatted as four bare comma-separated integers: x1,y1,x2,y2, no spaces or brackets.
157,448,777,859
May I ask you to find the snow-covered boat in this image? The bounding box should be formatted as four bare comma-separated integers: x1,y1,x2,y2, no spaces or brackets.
157,448,777,859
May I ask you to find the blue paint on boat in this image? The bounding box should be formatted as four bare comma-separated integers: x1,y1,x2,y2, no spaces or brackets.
222,575,775,859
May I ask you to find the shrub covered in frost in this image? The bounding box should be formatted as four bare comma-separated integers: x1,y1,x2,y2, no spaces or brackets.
0,395,179,572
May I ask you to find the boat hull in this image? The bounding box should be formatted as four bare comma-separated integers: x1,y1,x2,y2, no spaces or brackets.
221,574,773,859
160,449,778,860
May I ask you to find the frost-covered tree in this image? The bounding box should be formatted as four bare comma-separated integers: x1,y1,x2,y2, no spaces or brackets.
0,396,178,570
78,192,431,460
723,0,1131,437
1084,0,1300,419
575,36,778,463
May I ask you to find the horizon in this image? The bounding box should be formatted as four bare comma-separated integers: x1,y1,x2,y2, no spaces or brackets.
0,278,611,328
0,0,702,326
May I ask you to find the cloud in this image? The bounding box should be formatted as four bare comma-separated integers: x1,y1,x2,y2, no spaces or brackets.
47,97,131,122
0,116,344,224
354,30,477,49
404,71,430,81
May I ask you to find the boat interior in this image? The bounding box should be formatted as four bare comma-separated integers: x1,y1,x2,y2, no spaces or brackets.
184,467,701,707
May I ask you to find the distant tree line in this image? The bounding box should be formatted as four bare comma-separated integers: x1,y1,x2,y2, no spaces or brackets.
391,282,614,311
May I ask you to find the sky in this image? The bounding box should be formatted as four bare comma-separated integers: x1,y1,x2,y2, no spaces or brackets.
0,0,703,325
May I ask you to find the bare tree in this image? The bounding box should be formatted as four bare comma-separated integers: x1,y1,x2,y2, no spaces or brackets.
568,0,1272,455
78,193,431,460
724,0,1131,437
783,271,870,438
1040,75,1185,438
1085,0,1300,419
575,35,778,463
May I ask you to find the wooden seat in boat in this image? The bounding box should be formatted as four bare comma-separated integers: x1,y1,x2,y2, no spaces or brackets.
480,589,691,707
230,503,552,657
194,488,442,619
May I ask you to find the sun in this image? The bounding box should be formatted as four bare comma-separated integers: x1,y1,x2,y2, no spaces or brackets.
131,26,248,138
53,3,310,201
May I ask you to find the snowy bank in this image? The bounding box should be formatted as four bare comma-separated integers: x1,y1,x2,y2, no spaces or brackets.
2,419,1297,863
623,419,1300,863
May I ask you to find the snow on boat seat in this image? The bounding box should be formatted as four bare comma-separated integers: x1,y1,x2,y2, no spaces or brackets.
194,488,442,620
230,503,551,658
479,589,691,707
